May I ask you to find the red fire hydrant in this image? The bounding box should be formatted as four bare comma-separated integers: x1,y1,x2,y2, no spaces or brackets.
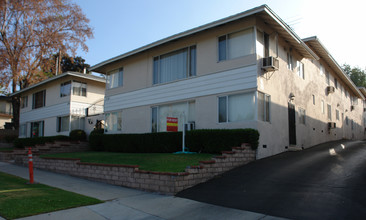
28,147,34,184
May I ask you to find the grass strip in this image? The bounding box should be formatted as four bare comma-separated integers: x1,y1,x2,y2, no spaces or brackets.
0,172,102,219
41,152,214,172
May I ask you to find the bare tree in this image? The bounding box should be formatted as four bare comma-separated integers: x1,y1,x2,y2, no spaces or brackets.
0,0,93,128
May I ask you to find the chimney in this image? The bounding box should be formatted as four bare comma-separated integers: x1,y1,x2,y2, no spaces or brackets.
83,67,86,74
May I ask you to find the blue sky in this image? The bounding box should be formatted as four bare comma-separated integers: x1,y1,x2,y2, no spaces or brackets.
75,0,365,68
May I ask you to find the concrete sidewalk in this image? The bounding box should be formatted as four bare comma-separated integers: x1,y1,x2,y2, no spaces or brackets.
0,162,286,220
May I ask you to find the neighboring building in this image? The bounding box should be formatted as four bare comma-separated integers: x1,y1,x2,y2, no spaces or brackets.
0,96,13,129
89,5,365,159
12,72,105,138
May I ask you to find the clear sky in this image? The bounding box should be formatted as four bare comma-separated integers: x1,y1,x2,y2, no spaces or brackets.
74,0,365,69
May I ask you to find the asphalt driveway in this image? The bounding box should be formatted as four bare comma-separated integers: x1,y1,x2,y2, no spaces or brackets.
176,140,366,220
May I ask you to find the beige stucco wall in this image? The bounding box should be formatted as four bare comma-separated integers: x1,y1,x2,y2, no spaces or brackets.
100,15,365,159
104,17,257,98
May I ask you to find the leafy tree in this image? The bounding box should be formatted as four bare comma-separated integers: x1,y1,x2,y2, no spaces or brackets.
342,64,366,88
42,54,91,75
0,0,93,128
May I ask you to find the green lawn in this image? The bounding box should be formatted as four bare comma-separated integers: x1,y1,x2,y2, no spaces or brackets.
0,172,101,220
41,152,214,172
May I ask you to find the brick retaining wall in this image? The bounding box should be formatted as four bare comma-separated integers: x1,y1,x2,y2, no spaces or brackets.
14,143,256,194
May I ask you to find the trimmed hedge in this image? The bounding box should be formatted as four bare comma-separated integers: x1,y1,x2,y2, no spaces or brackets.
69,129,87,141
186,129,259,153
13,135,69,148
89,129,259,154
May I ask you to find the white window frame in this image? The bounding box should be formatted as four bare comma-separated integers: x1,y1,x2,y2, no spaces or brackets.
57,115,70,132
296,61,304,79
218,27,255,62
258,92,271,122
106,68,123,89
105,111,122,133
60,81,71,97
153,46,196,85
72,81,87,97
218,92,256,123
32,90,46,109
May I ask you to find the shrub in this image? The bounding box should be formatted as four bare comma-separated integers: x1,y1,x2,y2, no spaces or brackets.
13,135,69,148
186,129,259,153
90,128,104,136
69,130,87,141
88,129,259,154
4,135,18,143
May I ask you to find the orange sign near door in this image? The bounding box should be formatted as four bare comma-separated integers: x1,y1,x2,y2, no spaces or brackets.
167,117,178,132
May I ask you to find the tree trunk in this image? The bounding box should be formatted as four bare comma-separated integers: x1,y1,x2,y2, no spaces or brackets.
11,79,20,130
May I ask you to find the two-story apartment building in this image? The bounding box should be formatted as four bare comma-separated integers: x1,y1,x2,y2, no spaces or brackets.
90,5,365,159
12,72,105,138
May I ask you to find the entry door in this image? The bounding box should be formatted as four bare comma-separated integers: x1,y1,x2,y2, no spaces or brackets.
288,103,296,145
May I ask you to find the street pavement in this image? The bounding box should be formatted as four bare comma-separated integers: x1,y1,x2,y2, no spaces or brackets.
177,140,366,220
0,161,285,220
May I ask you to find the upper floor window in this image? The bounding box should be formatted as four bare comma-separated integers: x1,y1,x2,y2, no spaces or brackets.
20,96,28,109
60,81,71,97
32,90,46,109
334,78,338,89
287,52,293,70
296,61,304,79
326,71,330,85
327,104,332,120
153,46,196,84
72,81,87,97
320,64,324,76
218,28,254,61
107,68,123,89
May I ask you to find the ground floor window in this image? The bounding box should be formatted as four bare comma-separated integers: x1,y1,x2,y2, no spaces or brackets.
31,121,44,137
105,111,122,132
57,115,70,132
19,124,27,136
152,101,195,132
218,92,255,123
258,92,270,122
71,116,85,131
298,108,306,124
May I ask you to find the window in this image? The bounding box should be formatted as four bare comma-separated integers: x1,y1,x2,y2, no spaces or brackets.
321,100,325,114
57,116,69,132
327,104,332,120
60,81,71,97
152,101,195,132
71,116,85,131
31,121,44,137
336,109,340,121
320,64,324,75
107,68,123,89
312,95,315,105
151,107,158,133
153,46,196,84
299,108,306,124
19,124,27,137
32,90,46,109
351,120,354,130
105,111,122,132
326,71,330,85
72,81,87,96
20,96,28,108
218,28,254,61
258,92,270,122
287,52,293,70
346,116,349,125
297,61,304,79
218,92,255,123
334,78,338,89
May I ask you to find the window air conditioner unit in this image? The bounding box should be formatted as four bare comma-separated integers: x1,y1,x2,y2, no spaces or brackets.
261,56,279,71
327,86,335,94
328,122,336,129
185,122,195,131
